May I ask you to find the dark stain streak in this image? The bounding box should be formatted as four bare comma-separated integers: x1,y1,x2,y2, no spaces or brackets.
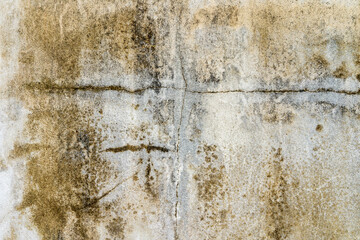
191,88,360,95
105,144,170,153
24,82,163,94
24,82,360,95
263,148,291,240
144,158,158,198
76,172,138,211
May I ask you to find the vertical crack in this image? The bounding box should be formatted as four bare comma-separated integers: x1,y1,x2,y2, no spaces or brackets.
174,3,187,239
174,55,187,240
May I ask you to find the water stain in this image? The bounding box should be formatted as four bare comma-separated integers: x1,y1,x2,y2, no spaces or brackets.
144,158,159,199
261,148,291,240
84,2,163,81
188,2,360,83
106,217,125,239
10,1,176,236
193,144,229,234
333,62,350,79
191,5,240,28
22,0,83,83
257,102,295,124
12,94,116,239
19,0,170,88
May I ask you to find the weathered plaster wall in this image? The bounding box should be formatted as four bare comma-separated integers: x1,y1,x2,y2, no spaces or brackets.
0,0,359,239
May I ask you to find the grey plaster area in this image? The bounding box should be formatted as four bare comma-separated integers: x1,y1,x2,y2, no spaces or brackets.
0,0,359,239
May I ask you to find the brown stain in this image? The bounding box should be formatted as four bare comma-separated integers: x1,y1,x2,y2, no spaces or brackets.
84,3,163,80
291,143,349,239
251,3,278,69
4,226,16,240
194,164,224,202
105,144,169,153
19,0,168,89
193,144,229,233
13,96,116,239
106,217,125,239
333,62,350,79
260,146,348,239
356,74,360,81
262,148,291,240
11,1,174,235
310,55,330,74
355,54,360,66
260,103,295,124
22,0,83,83
12,1,130,238
191,5,240,28
188,2,360,82
316,124,323,132
144,158,159,199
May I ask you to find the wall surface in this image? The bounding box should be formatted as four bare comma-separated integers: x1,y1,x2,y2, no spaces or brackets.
0,0,360,239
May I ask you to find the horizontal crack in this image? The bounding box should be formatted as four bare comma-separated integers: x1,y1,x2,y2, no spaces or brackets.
25,82,175,94
190,88,360,95
105,144,170,153
25,83,360,95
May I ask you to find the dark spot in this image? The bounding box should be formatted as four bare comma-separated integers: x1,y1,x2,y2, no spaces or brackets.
316,124,323,132
356,74,360,81
312,55,329,69
333,63,349,79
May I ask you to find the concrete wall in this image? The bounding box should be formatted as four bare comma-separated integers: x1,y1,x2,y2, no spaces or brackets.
0,0,359,239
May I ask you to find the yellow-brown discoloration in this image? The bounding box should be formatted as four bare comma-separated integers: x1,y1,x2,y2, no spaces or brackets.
191,5,240,28
187,2,360,83
9,0,160,238
193,144,229,235
22,0,83,83
12,92,117,239
255,102,295,124
84,4,162,78
261,148,291,240
333,62,350,79
4,0,359,239
258,146,349,239
106,217,125,239
144,158,160,199
19,0,168,88
315,124,323,132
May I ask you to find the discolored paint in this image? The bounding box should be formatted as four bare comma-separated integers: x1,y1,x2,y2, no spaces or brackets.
184,1,360,88
12,94,117,239
2,0,360,239
261,148,291,240
192,144,230,236
19,0,172,89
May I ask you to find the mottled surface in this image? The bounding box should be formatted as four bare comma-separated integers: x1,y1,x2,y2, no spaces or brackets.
0,0,360,239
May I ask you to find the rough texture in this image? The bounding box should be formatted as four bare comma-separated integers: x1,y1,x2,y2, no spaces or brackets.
0,0,360,239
